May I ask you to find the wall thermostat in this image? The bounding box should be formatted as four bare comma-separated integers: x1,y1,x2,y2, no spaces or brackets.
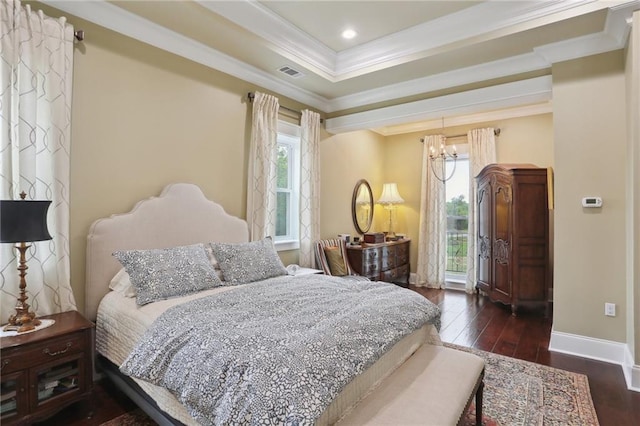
582,197,602,208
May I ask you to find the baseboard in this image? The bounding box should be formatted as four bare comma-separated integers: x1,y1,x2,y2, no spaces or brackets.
549,330,639,392
623,350,640,392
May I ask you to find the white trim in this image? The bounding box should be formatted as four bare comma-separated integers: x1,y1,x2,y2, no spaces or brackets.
41,0,639,114
196,0,337,80
329,52,551,113
325,76,552,134
41,0,332,111
629,364,640,392
373,102,553,137
194,0,620,81
275,239,300,252
549,330,640,392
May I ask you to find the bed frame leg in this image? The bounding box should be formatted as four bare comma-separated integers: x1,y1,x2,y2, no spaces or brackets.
475,379,484,426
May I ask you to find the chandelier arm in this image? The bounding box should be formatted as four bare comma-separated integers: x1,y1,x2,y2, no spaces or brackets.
428,155,458,183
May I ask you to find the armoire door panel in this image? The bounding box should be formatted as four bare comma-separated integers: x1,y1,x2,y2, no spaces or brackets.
476,182,492,288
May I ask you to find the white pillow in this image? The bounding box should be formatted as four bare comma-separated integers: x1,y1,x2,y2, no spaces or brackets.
108,268,136,298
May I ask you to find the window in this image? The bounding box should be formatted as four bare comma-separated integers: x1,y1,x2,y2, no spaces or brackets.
445,157,469,285
274,121,301,251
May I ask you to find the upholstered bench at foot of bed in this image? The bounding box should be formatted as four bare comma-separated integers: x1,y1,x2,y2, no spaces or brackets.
336,344,485,426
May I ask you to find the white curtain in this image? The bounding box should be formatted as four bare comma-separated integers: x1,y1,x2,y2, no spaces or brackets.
416,135,447,288
246,92,280,241
299,110,321,268
465,128,497,292
0,0,76,323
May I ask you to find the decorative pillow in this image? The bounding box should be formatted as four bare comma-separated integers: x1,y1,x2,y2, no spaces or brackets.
210,237,287,284
113,244,222,305
108,268,136,298
324,246,348,276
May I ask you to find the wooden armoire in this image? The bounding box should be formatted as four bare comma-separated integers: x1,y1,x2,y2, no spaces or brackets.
476,164,551,315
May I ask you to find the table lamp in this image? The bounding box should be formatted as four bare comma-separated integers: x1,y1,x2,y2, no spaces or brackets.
377,183,404,239
1,192,52,333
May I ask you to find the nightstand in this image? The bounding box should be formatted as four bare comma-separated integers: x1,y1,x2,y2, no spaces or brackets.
0,310,94,425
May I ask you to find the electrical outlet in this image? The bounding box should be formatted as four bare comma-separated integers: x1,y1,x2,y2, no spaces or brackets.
605,303,616,317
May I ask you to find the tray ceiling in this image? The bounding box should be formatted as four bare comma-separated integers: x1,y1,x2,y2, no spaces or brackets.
40,0,639,132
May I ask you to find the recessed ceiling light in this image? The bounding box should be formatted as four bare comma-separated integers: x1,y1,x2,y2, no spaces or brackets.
342,29,357,40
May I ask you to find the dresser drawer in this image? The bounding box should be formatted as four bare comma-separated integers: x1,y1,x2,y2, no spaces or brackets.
380,246,396,270
2,332,87,374
381,264,409,283
362,248,380,263
361,262,380,277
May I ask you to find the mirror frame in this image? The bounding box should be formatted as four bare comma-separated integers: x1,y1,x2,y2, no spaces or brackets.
352,179,374,235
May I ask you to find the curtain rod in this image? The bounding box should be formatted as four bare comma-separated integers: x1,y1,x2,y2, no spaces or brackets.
74,30,84,41
420,128,500,143
247,92,323,123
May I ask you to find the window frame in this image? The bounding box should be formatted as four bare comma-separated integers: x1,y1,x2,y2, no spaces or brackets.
274,120,301,252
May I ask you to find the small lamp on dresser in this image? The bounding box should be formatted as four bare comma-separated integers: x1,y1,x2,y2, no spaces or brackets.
0,191,52,333
377,183,405,240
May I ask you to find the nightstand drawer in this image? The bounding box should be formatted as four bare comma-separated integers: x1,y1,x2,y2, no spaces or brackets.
2,332,86,374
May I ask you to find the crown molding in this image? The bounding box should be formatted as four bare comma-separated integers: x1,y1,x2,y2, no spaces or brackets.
41,0,332,111
372,102,553,137
325,76,552,134
195,0,337,81
333,0,611,79
42,0,638,119
328,52,551,113
328,2,638,112
198,0,621,81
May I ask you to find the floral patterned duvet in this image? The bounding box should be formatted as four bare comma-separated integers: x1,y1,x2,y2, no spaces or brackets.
121,275,441,425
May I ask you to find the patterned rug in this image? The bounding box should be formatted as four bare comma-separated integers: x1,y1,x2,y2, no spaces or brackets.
102,344,599,426
452,343,599,426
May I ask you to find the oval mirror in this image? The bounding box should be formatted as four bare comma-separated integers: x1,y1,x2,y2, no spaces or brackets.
352,179,374,235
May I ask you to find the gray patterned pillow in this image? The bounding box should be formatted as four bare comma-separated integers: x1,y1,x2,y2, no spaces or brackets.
113,244,222,305
210,237,287,284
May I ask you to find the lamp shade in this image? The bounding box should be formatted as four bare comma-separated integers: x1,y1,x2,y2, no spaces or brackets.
377,183,405,206
355,185,370,205
0,200,52,243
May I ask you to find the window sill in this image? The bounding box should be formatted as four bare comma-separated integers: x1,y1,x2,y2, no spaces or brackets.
445,273,466,290
274,240,299,252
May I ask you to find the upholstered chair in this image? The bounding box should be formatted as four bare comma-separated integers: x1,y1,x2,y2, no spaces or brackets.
314,238,358,277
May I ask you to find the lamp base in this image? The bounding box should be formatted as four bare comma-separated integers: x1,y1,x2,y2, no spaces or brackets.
4,307,41,333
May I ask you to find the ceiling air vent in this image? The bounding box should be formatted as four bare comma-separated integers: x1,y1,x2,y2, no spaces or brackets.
278,65,304,79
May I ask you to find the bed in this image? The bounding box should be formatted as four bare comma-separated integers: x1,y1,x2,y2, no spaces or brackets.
86,183,445,425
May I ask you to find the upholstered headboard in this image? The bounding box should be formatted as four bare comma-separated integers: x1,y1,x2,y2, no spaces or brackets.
85,183,249,320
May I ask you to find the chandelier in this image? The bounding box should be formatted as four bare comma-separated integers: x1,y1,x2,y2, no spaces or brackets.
429,142,458,183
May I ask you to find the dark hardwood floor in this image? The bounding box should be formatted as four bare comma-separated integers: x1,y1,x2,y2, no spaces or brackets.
38,288,639,426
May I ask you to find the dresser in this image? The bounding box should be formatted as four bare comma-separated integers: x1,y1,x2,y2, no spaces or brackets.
0,311,94,425
346,239,410,285
476,164,550,315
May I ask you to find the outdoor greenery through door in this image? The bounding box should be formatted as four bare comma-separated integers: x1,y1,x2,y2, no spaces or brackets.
446,158,469,277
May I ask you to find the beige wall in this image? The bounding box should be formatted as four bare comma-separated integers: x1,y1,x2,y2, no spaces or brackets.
552,51,628,342
383,114,554,274
320,131,386,239
27,7,314,314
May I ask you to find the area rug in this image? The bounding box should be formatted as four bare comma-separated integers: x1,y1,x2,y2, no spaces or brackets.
102,344,599,426
451,343,600,426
